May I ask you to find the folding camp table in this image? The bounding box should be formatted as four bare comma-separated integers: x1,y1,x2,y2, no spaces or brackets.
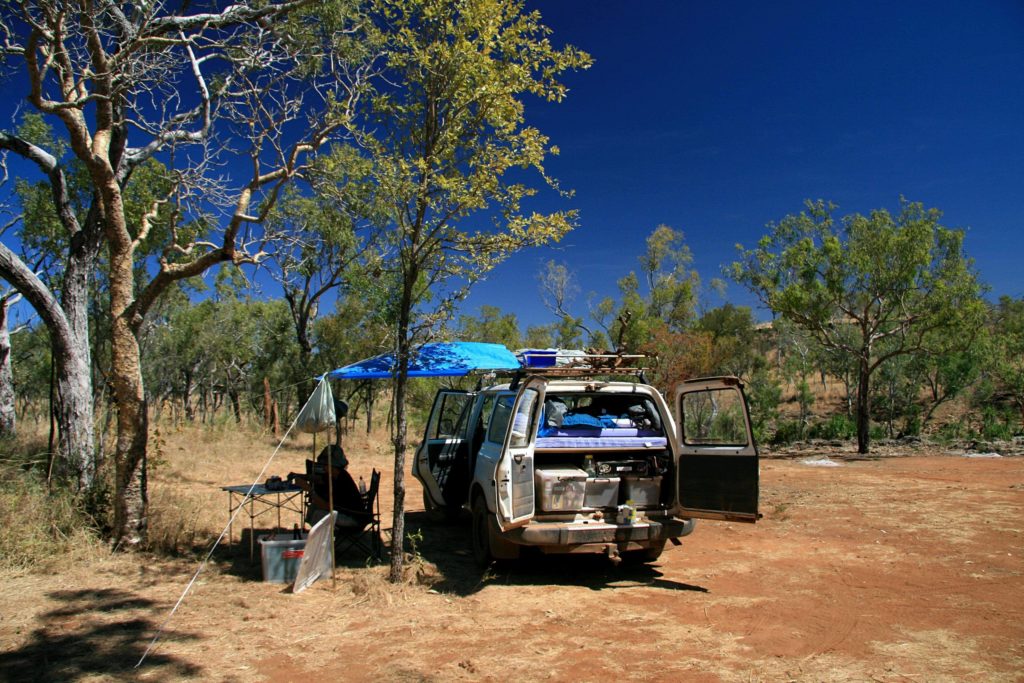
222,483,306,563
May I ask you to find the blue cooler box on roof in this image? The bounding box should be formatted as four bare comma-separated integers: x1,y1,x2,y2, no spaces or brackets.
519,349,557,367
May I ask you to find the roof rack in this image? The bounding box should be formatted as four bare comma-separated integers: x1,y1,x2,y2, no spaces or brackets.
493,351,655,381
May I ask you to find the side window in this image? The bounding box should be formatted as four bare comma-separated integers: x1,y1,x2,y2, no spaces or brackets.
682,388,748,446
509,388,539,448
477,395,496,433
428,393,471,440
486,395,514,444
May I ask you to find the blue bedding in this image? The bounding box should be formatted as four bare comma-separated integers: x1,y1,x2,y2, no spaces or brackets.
536,435,668,449
535,425,667,450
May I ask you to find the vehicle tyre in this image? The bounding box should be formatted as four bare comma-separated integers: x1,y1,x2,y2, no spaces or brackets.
471,495,495,567
623,540,666,564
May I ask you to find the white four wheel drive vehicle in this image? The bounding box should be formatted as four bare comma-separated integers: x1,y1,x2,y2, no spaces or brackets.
413,367,759,566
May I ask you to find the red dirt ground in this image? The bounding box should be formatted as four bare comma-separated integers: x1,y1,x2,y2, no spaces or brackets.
2,452,1022,682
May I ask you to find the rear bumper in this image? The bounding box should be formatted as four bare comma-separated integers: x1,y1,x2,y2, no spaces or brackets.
506,515,696,547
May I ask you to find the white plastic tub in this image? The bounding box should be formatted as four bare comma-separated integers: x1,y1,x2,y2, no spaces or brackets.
259,532,308,583
536,466,587,511
622,475,662,507
583,477,620,508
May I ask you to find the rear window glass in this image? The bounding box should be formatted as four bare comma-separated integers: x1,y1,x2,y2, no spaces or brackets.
542,393,664,433
681,388,748,446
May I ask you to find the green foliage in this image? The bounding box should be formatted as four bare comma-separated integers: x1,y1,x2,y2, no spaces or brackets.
10,324,52,411
732,198,986,453
696,304,759,368
345,0,591,337
746,368,781,443
980,406,1016,441
771,420,805,446
143,291,300,418
807,414,857,441
985,296,1024,427
523,324,555,349
456,305,521,348
598,226,702,352
641,225,700,332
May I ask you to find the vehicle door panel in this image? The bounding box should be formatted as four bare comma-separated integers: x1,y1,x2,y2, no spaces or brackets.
495,377,546,530
673,378,759,522
415,390,474,508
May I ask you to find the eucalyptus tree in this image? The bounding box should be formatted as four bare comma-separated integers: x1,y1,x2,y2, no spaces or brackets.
0,289,22,436
538,260,591,347
732,199,985,453
589,225,700,353
263,161,374,407
0,111,99,488
696,303,760,379
0,0,374,545
340,0,591,580
987,296,1024,428
456,305,522,349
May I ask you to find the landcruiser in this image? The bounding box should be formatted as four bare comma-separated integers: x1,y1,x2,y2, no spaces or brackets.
413,367,759,565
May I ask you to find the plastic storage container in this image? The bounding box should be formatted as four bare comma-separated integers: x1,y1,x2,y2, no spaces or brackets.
259,532,308,583
536,466,587,511
621,475,662,507
518,348,557,367
583,476,620,508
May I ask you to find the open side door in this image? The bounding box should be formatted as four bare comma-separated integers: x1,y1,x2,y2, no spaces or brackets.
414,390,475,508
494,376,546,531
673,377,759,523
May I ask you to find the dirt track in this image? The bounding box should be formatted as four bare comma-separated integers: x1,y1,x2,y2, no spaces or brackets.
1,452,1022,681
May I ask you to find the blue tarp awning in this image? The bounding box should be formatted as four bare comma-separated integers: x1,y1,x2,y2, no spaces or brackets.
325,342,522,380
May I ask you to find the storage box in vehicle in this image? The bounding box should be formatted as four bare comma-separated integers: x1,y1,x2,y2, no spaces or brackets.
536,466,587,511
622,475,662,507
259,532,308,583
583,476,620,508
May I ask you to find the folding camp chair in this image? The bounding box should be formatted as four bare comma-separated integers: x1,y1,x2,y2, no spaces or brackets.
334,468,383,563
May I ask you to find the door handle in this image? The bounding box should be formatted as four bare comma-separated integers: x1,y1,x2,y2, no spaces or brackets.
513,454,524,464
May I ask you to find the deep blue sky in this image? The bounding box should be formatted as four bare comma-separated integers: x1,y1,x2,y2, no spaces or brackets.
2,2,1022,334
462,0,1024,328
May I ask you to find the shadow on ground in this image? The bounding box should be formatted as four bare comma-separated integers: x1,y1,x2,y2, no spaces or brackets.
216,525,389,581
0,588,200,682
403,511,709,597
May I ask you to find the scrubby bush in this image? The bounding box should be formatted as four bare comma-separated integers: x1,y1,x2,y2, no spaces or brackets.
981,406,1016,441
770,420,805,445
807,414,856,441
937,418,967,443
747,369,782,445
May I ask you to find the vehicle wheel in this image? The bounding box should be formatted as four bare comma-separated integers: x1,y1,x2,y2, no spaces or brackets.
623,540,666,564
471,495,495,567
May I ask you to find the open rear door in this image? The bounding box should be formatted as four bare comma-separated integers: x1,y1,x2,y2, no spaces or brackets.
415,390,475,508
495,376,546,531
673,377,759,523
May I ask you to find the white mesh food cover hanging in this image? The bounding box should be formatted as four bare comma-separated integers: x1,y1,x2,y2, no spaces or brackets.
295,378,336,433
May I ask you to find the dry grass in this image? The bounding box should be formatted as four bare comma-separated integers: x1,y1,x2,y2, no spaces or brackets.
0,429,108,572
0,461,107,573
145,419,399,554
